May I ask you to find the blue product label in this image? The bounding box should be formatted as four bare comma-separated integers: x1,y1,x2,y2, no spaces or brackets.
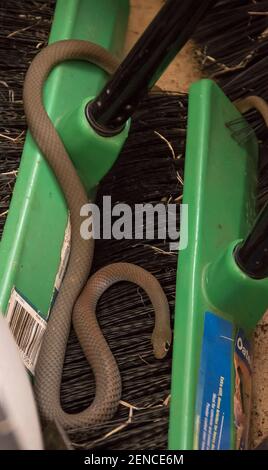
234,329,252,450
235,329,251,372
195,312,234,450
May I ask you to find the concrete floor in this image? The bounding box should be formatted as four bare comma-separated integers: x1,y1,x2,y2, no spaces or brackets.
126,0,268,449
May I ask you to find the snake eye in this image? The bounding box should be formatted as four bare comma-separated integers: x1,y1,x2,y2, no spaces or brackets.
165,341,170,352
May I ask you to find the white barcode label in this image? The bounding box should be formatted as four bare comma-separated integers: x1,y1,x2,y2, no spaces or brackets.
6,289,47,374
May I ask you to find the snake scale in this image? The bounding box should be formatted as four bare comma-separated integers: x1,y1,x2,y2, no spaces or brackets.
23,40,172,429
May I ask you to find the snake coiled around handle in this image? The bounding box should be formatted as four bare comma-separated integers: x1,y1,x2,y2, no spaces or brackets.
23,40,172,429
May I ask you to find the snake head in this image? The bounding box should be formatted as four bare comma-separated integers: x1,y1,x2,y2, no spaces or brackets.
151,327,172,359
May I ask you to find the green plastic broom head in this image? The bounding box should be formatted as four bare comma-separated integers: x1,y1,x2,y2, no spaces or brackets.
169,79,268,450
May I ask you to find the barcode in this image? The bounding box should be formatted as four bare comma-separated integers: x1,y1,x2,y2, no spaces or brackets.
6,289,47,374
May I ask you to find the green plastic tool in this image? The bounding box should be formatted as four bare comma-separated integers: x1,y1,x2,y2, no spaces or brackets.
169,79,268,450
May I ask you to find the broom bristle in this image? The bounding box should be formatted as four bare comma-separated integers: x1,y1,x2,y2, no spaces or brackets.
195,0,268,79
0,0,55,236
194,0,268,210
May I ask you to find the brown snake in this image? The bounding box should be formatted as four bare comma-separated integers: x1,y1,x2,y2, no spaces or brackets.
23,40,172,429
235,96,268,127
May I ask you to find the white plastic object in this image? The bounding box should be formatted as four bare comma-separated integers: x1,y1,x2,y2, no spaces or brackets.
0,315,43,449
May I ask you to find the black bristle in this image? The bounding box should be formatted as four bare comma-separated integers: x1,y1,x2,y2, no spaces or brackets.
195,0,268,209
0,0,55,236
195,1,268,78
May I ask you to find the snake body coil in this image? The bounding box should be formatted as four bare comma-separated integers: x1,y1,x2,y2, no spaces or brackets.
23,40,172,429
